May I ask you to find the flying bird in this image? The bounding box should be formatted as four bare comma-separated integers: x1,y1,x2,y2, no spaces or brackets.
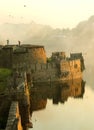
24,5,26,7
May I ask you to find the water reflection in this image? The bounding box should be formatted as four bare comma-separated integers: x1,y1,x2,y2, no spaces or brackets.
30,79,85,115
84,67,94,89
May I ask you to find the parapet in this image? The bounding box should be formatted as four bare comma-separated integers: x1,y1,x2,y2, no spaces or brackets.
5,101,23,130
70,53,83,59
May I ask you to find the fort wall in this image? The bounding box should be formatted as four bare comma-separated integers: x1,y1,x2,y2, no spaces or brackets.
0,44,84,82
0,44,84,71
5,101,23,130
60,59,82,80
0,44,85,129
13,47,47,65
0,47,13,68
13,59,82,82
0,45,47,68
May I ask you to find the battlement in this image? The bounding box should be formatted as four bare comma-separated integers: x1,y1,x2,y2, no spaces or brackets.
0,43,85,82
51,52,66,60
13,63,57,71
12,58,83,82
70,53,83,59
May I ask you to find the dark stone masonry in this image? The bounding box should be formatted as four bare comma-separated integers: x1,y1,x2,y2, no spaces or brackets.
0,43,85,130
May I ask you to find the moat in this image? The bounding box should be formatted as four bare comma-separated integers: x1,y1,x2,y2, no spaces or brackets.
0,43,86,130
29,75,94,130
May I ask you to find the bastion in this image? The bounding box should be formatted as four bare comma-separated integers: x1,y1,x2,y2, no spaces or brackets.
0,43,47,68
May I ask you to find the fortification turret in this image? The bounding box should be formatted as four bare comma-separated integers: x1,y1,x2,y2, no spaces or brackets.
70,53,85,71
51,52,66,62
12,44,47,67
0,44,47,68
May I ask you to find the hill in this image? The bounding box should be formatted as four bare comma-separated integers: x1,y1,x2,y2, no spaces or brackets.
0,16,94,64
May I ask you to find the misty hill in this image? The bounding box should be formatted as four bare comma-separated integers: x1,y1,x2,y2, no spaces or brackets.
0,16,94,87
0,16,94,65
0,21,71,55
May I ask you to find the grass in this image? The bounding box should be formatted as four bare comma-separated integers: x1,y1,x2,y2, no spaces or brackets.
0,68,12,92
0,68,12,80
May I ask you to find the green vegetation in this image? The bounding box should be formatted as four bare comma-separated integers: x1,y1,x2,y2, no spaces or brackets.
0,68,12,92
47,57,52,63
0,68,12,80
0,69,12,129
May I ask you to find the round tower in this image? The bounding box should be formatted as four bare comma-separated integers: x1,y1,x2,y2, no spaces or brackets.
12,44,47,66
22,44,47,64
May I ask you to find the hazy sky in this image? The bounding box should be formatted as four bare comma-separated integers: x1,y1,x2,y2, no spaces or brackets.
0,0,94,28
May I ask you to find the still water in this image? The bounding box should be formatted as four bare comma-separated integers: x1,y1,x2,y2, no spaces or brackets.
29,77,94,130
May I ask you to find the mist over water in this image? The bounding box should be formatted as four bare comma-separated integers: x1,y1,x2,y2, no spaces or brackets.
0,16,94,87
30,88,94,130
0,14,94,130
28,72,94,130
0,15,94,60
0,15,94,88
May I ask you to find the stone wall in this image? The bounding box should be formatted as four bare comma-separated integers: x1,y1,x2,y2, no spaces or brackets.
0,47,13,68
51,52,66,60
0,95,11,129
13,59,82,82
5,101,23,130
13,63,59,82
26,47,47,64
13,47,47,66
0,45,47,68
60,59,82,80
